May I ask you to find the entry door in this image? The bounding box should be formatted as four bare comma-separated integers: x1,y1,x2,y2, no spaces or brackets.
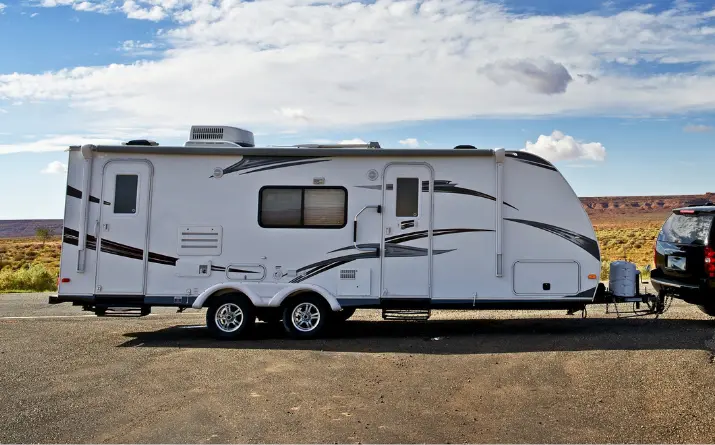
381,164,433,298
95,161,152,295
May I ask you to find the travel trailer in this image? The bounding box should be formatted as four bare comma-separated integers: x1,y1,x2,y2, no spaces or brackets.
51,125,607,339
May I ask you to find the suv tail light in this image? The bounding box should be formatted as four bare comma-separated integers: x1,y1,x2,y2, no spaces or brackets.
705,246,715,278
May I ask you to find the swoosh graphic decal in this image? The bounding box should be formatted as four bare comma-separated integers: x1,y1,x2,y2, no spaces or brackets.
356,181,517,210
219,156,330,177
293,228,491,283
505,151,558,172
505,218,600,260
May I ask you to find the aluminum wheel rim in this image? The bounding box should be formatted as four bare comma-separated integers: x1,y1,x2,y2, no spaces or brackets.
291,302,321,332
215,303,244,333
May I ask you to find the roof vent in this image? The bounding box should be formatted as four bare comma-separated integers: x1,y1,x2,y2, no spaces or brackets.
185,125,255,148
454,144,476,149
123,139,159,146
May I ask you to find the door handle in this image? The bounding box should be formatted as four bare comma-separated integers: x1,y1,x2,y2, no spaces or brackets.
103,223,110,231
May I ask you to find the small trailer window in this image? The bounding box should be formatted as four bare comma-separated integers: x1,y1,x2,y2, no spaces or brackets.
114,174,138,214
259,187,347,228
396,178,419,217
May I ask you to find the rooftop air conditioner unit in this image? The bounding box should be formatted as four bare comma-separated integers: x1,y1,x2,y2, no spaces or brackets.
184,125,255,148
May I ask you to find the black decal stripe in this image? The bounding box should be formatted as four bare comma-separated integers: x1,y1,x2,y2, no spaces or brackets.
221,156,330,176
354,182,517,210
66,185,110,205
505,151,558,171
62,226,178,266
385,228,493,245
238,158,330,175
428,181,519,210
505,218,600,260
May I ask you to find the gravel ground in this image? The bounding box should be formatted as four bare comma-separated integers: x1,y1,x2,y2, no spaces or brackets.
1,292,715,443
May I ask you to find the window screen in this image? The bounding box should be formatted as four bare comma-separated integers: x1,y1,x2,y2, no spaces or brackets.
659,214,714,245
114,174,138,214
260,187,347,228
260,188,302,226
396,178,419,217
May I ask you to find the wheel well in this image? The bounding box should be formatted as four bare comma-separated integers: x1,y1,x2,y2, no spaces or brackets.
202,289,253,308
280,290,331,310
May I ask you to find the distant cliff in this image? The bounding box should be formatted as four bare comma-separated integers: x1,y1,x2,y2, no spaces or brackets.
0,220,63,238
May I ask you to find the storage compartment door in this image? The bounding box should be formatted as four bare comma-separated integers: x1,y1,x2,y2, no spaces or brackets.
513,261,580,295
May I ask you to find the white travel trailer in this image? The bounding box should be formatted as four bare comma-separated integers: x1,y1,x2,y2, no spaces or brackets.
51,125,604,339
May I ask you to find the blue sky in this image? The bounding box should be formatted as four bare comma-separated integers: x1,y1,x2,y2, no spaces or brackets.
1,0,714,219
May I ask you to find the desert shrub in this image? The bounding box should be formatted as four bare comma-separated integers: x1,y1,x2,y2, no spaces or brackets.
600,262,610,281
0,264,57,292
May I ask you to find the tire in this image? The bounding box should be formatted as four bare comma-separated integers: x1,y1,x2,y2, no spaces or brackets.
282,294,330,339
333,307,356,323
95,307,107,317
697,304,715,317
206,294,255,340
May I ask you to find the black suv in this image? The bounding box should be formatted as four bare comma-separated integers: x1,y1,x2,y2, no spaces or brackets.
652,205,715,316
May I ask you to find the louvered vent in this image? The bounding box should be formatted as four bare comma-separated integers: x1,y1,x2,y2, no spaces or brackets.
177,226,223,256
191,127,224,140
340,269,357,280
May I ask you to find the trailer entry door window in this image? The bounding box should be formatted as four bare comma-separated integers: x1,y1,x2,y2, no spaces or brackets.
396,178,419,217
260,187,347,228
114,174,139,214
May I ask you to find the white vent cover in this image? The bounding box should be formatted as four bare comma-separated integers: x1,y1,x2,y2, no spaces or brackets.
340,269,357,280
187,125,255,147
177,226,223,256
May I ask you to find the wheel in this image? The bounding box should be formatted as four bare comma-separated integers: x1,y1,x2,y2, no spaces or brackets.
333,307,356,323
697,304,715,317
95,307,107,317
206,294,255,340
282,295,330,339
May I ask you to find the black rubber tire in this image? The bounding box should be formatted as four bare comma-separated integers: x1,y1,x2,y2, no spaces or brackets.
206,294,255,340
95,307,107,317
697,304,715,317
333,307,356,323
282,294,330,339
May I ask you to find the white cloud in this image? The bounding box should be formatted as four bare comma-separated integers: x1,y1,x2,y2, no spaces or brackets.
121,0,165,21
30,12,39,17
399,138,419,148
0,135,121,155
4,0,715,144
41,161,68,174
0,3,6,13
522,130,606,162
0,108,7,113
683,124,713,133
275,107,309,122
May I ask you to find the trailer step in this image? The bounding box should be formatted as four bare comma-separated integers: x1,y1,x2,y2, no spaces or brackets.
382,308,431,321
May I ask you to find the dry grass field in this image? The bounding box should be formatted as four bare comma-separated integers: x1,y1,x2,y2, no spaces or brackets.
0,237,61,291
590,212,668,279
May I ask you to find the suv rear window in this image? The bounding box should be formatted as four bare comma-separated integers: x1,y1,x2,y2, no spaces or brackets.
659,214,714,245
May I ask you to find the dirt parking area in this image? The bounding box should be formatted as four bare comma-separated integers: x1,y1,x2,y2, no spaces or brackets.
1,293,715,443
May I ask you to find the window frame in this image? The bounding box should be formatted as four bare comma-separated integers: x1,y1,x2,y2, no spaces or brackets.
395,177,421,218
258,185,348,229
113,173,140,215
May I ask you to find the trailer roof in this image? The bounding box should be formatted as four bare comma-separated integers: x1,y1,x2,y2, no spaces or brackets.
68,144,496,157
